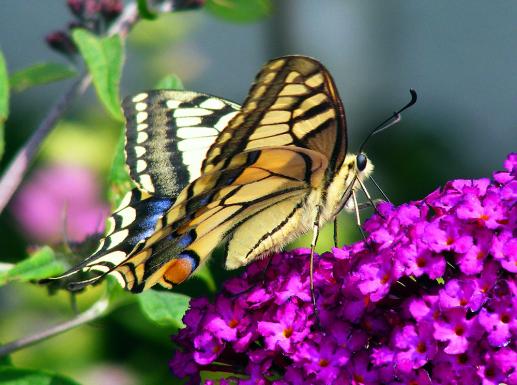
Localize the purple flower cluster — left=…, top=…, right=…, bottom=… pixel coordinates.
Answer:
left=170, top=154, right=516, bottom=385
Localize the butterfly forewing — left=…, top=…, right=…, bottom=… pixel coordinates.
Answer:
left=110, top=147, right=328, bottom=292
left=124, top=90, right=241, bottom=195
left=202, top=56, right=347, bottom=179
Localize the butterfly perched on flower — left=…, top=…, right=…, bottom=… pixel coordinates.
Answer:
left=53, top=55, right=415, bottom=293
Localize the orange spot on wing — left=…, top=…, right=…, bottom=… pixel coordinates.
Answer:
left=163, top=258, right=193, bottom=284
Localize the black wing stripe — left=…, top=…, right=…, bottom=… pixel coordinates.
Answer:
left=243, top=199, right=305, bottom=259
left=123, top=90, right=241, bottom=195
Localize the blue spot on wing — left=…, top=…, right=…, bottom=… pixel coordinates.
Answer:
left=177, top=230, right=197, bottom=249
left=125, top=196, right=175, bottom=245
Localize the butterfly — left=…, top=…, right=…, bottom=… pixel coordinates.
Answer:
left=53, top=55, right=415, bottom=294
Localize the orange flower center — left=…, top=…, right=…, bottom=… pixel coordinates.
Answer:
left=319, top=359, right=329, bottom=367
left=228, top=319, right=239, bottom=328
left=454, top=325, right=465, bottom=336
left=283, top=327, right=293, bottom=338
left=416, top=341, right=427, bottom=353
left=416, top=256, right=427, bottom=268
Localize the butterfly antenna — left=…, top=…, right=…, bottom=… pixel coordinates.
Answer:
left=358, top=89, right=417, bottom=154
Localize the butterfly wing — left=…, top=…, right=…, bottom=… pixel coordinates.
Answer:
left=89, top=147, right=328, bottom=292
left=53, top=91, right=240, bottom=287
left=202, top=55, right=347, bottom=180
left=55, top=56, right=350, bottom=292
left=124, top=90, right=240, bottom=195
left=49, top=188, right=176, bottom=288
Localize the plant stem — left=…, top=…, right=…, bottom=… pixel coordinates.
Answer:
left=0, top=1, right=174, bottom=213
left=0, top=297, right=109, bottom=357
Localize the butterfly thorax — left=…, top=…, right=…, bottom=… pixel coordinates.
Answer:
left=320, top=153, right=374, bottom=223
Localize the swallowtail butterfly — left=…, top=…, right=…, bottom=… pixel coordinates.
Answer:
left=53, top=55, right=414, bottom=293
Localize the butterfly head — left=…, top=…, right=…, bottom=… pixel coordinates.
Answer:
left=323, top=152, right=374, bottom=221
left=355, top=153, right=368, bottom=173
left=340, top=152, right=374, bottom=182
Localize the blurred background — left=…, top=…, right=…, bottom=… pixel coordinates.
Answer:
left=0, top=1, right=515, bottom=384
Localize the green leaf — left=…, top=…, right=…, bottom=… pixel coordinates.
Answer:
left=137, top=290, right=190, bottom=327
left=155, top=74, right=184, bottom=90
left=205, top=0, right=272, bottom=23
left=72, top=29, right=124, bottom=121
left=0, top=352, right=12, bottom=366
left=107, top=125, right=133, bottom=208
left=193, top=263, right=216, bottom=293
left=0, top=49, right=8, bottom=161
left=9, top=63, right=77, bottom=92
left=0, top=367, right=81, bottom=385
left=137, top=0, right=158, bottom=20
left=0, top=246, right=66, bottom=286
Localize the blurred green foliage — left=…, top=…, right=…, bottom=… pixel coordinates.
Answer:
left=205, top=0, right=272, bottom=23
left=0, top=367, right=81, bottom=385
left=0, top=246, right=65, bottom=286
left=9, top=63, right=77, bottom=93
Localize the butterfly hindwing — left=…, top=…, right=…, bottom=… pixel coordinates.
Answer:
left=56, top=92, right=241, bottom=287
left=202, top=56, right=347, bottom=179
left=123, top=90, right=241, bottom=195
left=106, top=147, right=328, bottom=292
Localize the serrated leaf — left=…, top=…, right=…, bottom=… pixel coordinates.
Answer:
left=9, top=63, right=77, bottom=92
left=0, top=49, right=8, bottom=161
left=138, top=290, right=190, bottom=327
left=155, top=74, right=184, bottom=90
left=205, top=0, right=272, bottom=23
left=0, top=367, right=82, bottom=385
left=107, top=125, right=133, bottom=208
left=0, top=246, right=66, bottom=286
left=72, top=29, right=124, bottom=121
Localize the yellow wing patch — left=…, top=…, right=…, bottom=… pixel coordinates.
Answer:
left=201, top=56, right=348, bottom=176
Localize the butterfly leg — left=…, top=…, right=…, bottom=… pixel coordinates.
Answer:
left=357, top=177, right=382, bottom=217
left=355, top=200, right=384, bottom=211
left=369, top=175, right=390, bottom=203
left=333, top=217, right=339, bottom=247
left=310, top=211, right=322, bottom=325
left=352, top=189, right=368, bottom=241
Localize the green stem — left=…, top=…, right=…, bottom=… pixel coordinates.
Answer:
left=0, top=298, right=109, bottom=357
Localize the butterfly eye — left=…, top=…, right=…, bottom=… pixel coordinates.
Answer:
left=356, top=153, right=367, bottom=172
